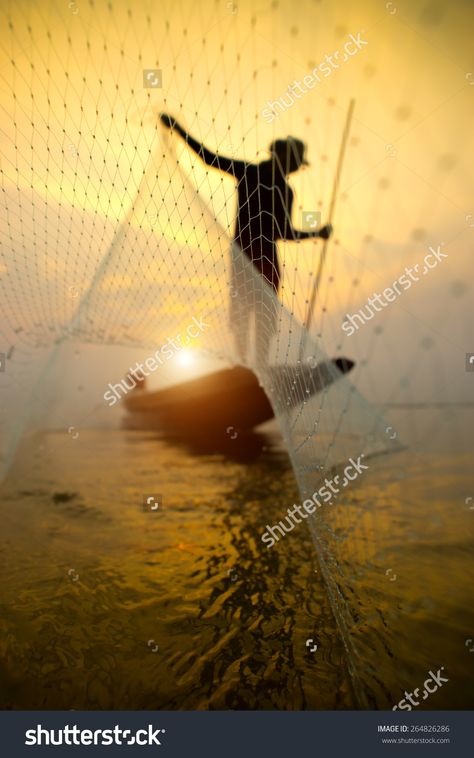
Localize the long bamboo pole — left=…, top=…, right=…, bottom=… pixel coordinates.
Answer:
left=300, top=98, right=355, bottom=355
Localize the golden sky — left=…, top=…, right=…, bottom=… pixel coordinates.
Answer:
left=0, top=0, right=472, bottom=403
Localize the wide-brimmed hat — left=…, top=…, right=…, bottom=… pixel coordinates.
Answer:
left=269, top=137, right=309, bottom=165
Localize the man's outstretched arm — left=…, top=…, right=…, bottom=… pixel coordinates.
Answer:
left=160, top=113, right=246, bottom=177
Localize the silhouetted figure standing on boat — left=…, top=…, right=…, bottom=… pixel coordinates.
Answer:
left=160, top=114, right=332, bottom=363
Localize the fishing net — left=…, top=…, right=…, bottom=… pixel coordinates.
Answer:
left=1, top=0, right=472, bottom=707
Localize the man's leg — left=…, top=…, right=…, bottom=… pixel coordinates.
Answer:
left=255, top=275, right=279, bottom=368
left=229, top=242, right=251, bottom=363
left=232, top=299, right=250, bottom=362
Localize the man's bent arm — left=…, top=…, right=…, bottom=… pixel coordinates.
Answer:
left=281, top=224, right=332, bottom=241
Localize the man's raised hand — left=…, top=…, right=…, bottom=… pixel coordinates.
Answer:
left=160, top=113, right=177, bottom=129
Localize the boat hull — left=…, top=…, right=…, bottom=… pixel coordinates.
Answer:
left=123, top=359, right=354, bottom=434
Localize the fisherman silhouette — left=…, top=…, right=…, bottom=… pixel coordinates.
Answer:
left=160, top=114, right=332, bottom=364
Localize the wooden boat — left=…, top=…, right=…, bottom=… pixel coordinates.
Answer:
left=123, top=358, right=354, bottom=434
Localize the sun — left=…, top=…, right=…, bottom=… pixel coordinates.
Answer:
left=176, top=349, right=195, bottom=367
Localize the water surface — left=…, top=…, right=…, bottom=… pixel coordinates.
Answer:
left=1, top=410, right=473, bottom=710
